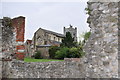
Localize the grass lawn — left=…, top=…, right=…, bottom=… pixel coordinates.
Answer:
left=24, top=58, right=64, bottom=62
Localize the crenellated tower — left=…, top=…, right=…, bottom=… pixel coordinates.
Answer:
left=64, top=24, right=77, bottom=42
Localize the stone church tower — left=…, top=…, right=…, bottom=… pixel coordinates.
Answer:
left=64, top=25, right=77, bottom=42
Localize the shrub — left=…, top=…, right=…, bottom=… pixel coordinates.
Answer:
left=34, top=51, right=42, bottom=59
left=55, top=47, right=69, bottom=59
left=85, top=7, right=92, bottom=15
left=67, top=47, right=80, bottom=58
left=49, top=46, right=60, bottom=59
left=55, top=47, right=85, bottom=59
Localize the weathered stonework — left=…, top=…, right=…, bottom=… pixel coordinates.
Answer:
left=1, top=16, right=25, bottom=60
left=1, top=17, right=15, bottom=59
left=1, top=1, right=120, bottom=78
left=64, top=25, right=77, bottom=42
left=2, top=59, right=86, bottom=78
left=83, top=1, right=119, bottom=78
left=12, top=16, right=25, bottom=60
left=0, top=19, right=2, bottom=79
left=118, top=1, right=120, bottom=78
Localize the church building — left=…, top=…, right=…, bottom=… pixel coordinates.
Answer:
left=25, top=25, right=77, bottom=58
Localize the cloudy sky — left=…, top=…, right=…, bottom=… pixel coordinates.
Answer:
left=1, top=0, right=90, bottom=41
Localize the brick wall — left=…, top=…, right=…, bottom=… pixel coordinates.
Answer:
left=12, top=16, right=25, bottom=60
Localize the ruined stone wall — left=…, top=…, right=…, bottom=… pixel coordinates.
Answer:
left=118, top=1, right=120, bottom=78
left=1, top=16, right=25, bottom=79
left=1, top=17, right=15, bottom=59
left=2, top=59, right=86, bottom=78
left=0, top=19, right=2, bottom=79
left=1, top=16, right=25, bottom=60
left=1, top=1, right=120, bottom=78
left=12, top=16, right=25, bottom=60
left=83, top=1, right=119, bottom=78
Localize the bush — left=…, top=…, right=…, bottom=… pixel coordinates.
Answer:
left=49, top=46, right=60, bottom=59
left=55, top=47, right=85, bottom=59
left=55, top=47, right=69, bottom=59
left=34, top=51, right=42, bottom=59
left=67, top=47, right=80, bottom=58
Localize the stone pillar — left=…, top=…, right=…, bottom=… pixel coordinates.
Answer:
left=12, top=16, right=25, bottom=60
left=118, top=1, right=120, bottom=78
left=0, top=19, right=2, bottom=79
left=84, top=0, right=119, bottom=78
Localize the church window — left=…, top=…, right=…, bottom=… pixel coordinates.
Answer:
left=44, top=41, right=47, bottom=45
left=54, top=37, right=56, bottom=40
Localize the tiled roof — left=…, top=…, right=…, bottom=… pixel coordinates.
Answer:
left=40, top=28, right=65, bottom=38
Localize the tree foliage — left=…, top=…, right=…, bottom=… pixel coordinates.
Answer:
left=84, top=31, right=91, bottom=40
left=48, top=31, right=91, bottom=60
left=82, top=31, right=91, bottom=44
left=60, top=32, right=75, bottom=48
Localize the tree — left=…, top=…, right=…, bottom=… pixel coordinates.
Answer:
left=60, top=32, right=75, bottom=48
left=84, top=31, right=91, bottom=41
left=82, top=31, right=91, bottom=44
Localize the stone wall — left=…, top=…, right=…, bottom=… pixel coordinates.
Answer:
left=2, top=59, right=86, bottom=78
left=0, top=19, right=2, bottom=79
left=1, top=16, right=25, bottom=60
left=1, top=1, right=120, bottom=78
left=1, top=17, right=15, bottom=59
left=118, top=1, right=120, bottom=78
left=12, top=16, right=25, bottom=60
left=83, top=1, right=119, bottom=78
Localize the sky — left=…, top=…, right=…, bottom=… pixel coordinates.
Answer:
left=1, top=0, right=90, bottom=42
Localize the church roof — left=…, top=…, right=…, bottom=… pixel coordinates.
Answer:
left=39, top=28, right=65, bottom=38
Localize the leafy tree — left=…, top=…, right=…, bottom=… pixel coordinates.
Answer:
left=49, top=31, right=91, bottom=59
left=81, top=31, right=91, bottom=45
left=60, top=32, right=75, bottom=48
left=84, top=31, right=91, bottom=41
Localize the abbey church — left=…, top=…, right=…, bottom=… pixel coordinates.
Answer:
left=25, top=25, right=77, bottom=58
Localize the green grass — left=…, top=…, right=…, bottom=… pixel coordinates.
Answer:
left=24, top=58, right=64, bottom=62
